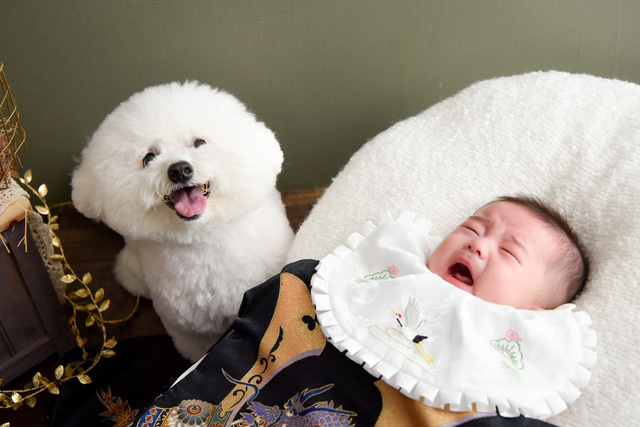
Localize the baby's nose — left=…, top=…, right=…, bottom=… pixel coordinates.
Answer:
left=466, top=239, right=488, bottom=258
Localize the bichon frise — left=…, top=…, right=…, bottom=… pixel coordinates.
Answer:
left=71, top=81, right=294, bottom=361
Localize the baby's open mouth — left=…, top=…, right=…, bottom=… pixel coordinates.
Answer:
left=163, top=182, right=211, bottom=220
left=448, top=263, right=474, bottom=286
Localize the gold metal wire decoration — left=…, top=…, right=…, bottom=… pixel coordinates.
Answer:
left=0, top=62, right=27, bottom=189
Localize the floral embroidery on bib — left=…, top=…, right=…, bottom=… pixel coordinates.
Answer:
left=356, top=265, right=399, bottom=282
left=491, top=330, right=525, bottom=378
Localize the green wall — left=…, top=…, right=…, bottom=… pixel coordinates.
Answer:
left=2, top=0, right=639, bottom=204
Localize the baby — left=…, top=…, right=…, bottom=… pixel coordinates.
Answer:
left=136, top=196, right=596, bottom=424
left=427, top=195, right=589, bottom=310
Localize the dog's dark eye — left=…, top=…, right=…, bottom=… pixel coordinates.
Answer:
left=142, top=152, right=156, bottom=168
left=194, top=139, right=206, bottom=148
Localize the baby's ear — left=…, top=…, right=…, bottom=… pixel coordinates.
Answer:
left=71, top=160, right=105, bottom=220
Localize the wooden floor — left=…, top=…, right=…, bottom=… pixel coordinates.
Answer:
left=0, top=188, right=324, bottom=426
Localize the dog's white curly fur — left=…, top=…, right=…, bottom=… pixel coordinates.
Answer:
left=72, top=81, right=294, bottom=361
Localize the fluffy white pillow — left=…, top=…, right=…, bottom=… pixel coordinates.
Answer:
left=288, top=71, right=640, bottom=426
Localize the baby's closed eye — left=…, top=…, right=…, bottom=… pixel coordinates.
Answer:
left=500, top=247, right=520, bottom=263
left=461, top=223, right=479, bottom=235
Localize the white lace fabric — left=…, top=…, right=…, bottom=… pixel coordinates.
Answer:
left=0, top=177, right=66, bottom=300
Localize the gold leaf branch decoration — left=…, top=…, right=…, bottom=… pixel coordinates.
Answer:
left=0, top=170, right=139, bottom=410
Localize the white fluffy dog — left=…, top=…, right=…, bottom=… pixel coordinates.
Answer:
left=71, top=81, right=294, bottom=361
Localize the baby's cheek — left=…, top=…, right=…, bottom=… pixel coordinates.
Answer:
left=426, top=254, right=444, bottom=278
left=427, top=244, right=445, bottom=269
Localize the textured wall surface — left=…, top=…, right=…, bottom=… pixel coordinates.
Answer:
left=2, top=0, right=639, bottom=203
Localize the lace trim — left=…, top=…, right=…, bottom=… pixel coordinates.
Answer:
left=1, top=178, right=65, bottom=300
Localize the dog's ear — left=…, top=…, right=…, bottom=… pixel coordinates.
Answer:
left=71, top=157, right=105, bottom=220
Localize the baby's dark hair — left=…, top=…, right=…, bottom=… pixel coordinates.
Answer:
left=497, top=195, right=589, bottom=306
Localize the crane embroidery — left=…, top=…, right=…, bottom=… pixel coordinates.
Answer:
left=391, top=297, right=440, bottom=365
left=370, top=293, right=460, bottom=370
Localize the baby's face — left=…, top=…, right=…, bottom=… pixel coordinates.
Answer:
left=427, top=201, right=559, bottom=310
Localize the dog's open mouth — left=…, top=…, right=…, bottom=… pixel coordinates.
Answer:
left=447, top=263, right=474, bottom=286
left=163, top=182, right=211, bottom=220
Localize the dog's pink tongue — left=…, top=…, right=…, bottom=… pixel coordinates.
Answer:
left=173, top=187, right=207, bottom=218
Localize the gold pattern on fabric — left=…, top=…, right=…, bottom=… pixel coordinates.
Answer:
left=217, top=272, right=327, bottom=418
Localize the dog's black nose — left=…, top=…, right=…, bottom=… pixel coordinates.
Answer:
left=168, top=161, right=194, bottom=184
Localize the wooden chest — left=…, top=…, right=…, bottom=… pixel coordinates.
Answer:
left=0, top=200, right=74, bottom=385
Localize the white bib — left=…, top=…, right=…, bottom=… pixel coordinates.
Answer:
left=311, top=211, right=597, bottom=419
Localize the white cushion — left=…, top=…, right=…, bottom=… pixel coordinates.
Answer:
left=288, top=71, right=640, bottom=426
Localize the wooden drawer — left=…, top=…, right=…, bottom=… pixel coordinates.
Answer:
left=0, top=220, right=75, bottom=385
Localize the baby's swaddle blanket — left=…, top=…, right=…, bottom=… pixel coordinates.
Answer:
left=311, top=211, right=597, bottom=419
